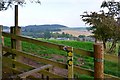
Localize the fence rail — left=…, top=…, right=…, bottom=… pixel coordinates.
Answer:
left=3, top=46, right=93, bottom=75
left=2, top=46, right=120, bottom=79
left=2, top=32, right=118, bottom=63
left=3, top=57, right=66, bottom=79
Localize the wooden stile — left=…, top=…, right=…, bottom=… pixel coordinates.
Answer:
left=18, top=64, right=52, bottom=78
left=3, top=46, right=68, bottom=69
left=3, top=46, right=120, bottom=79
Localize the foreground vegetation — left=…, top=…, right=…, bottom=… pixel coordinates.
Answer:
left=4, top=37, right=119, bottom=78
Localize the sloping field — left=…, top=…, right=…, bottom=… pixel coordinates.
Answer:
left=59, top=30, right=93, bottom=37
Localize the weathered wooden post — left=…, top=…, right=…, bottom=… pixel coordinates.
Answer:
left=15, top=5, right=18, bottom=28
left=118, top=45, right=120, bottom=77
left=11, top=27, right=16, bottom=49
left=10, top=27, right=16, bottom=72
left=41, top=74, right=44, bottom=79
left=14, top=5, right=21, bottom=50
left=65, top=46, right=73, bottom=79
left=0, top=25, right=2, bottom=80
left=94, top=43, right=104, bottom=80
left=11, top=5, right=21, bottom=50
left=10, top=5, right=21, bottom=74
left=46, top=68, right=50, bottom=80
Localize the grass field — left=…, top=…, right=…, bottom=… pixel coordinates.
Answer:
left=40, top=39, right=93, bottom=51
left=4, top=37, right=119, bottom=78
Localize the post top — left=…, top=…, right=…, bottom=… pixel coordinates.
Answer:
left=63, top=46, right=73, bottom=52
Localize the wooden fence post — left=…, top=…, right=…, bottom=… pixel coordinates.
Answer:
left=10, top=26, right=21, bottom=50
left=14, top=5, right=22, bottom=50
left=46, top=68, right=50, bottom=80
left=118, top=45, right=120, bottom=77
left=11, top=27, right=16, bottom=49
left=15, top=5, right=18, bottom=28
left=10, top=26, right=21, bottom=68
left=10, top=5, right=22, bottom=73
left=11, top=26, right=21, bottom=49
left=10, top=27, right=16, bottom=73
left=14, top=5, right=22, bottom=63
left=41, top=74, right=44, bottom=79
left=0, top=25, right=2, bottom=80
left=11, top=5, right=21, bottom=50
left=66, top=47, right=73, bottom=79
left=94, top=43, right=104, bottom=80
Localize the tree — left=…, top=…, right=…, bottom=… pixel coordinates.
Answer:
left=81, top=0, right=120, bottom=53
left=44, top=31, right=51, bottom=39
left=78, top=35, right=85, bottom=38
left=81, top=12, right=115, bottom=49
left=0, top=0, right=41, bottom=11
left=101, top=0, right=120, bottom=53
left=101, top=0, right=120, bottom=17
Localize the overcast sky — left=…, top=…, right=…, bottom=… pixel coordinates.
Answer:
left=0, top=0, right=119, bottom=27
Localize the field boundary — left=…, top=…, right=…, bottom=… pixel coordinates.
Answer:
left=2, top=32, right=118, bottom=62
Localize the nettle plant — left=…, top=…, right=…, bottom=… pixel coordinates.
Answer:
left=0, top=0, right=41, bottom=11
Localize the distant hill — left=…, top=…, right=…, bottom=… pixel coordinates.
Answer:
left=2, top=25, right=90, bottom=38
left=21, top=24, right=68, bottom=37
left=3, top=26, right=9, bottom=29
left=22, top=24, right=68, bottom=32
left=2, top=24, right=68, bottom=32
